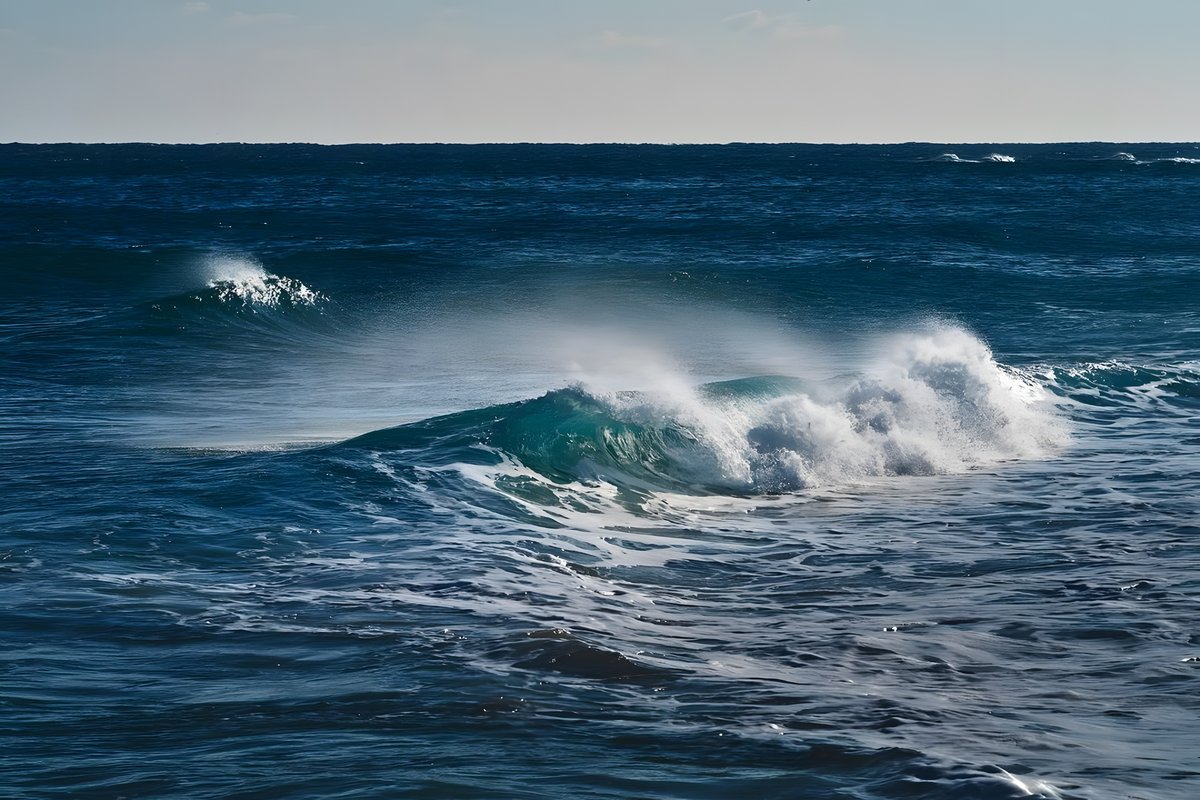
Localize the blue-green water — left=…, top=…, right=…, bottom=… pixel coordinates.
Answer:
left=2, top=143, right=1198, bottom=799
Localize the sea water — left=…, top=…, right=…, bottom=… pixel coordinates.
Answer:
left=2, top=143, right=1198, bottom=799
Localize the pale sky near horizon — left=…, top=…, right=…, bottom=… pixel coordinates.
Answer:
left=1, top=0, right=1197, bottom=144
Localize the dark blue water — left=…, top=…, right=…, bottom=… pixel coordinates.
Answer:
left=2, top=143, right=1198, bottom=799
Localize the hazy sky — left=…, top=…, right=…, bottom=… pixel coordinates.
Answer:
left=2, top=0, right=1197, bottom=143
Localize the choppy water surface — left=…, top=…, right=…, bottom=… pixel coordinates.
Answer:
left=2, top=143, right=1198, bottom=799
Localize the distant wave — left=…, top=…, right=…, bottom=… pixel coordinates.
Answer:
left=928, top=153, right=1014, bottom=164
left=925, top=150, right=1200, bottom=166
left=346, top=326, right=1067, bottom=497
left=1137, top=156, right=1200, bottom=165
left=1079, top=151, right=1200, bottom=166
left=1084, top=151, right=1200, bottom=165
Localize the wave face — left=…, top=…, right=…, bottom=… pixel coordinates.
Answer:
left=3, top=143, right=1200, bottom=800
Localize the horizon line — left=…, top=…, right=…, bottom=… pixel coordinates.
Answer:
left=4, top=139, right=1199, bottom=147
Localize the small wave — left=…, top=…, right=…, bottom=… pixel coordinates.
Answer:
left=1043, top=360, right=1200, bottom=407
left=201, top=256, right=323, bottom=309
left=136, top=256, right=328, bottom=337
left=931, top=153, right=979, bottom=163
left=1109, top=152, right=1137, bottom=161
left=487, top=628, right=674, bottom=681
left=982, top=153, right=1015, bottom=163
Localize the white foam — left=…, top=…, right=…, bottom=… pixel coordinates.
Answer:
left=982, top=153, right=1016, bottom=163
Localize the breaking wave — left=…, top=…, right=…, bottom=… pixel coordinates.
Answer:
left=141, top=256, right=326, bottom=333
left=199, top=256, right=323, bottom=309
left=346, top=326, right=1067, bottom=497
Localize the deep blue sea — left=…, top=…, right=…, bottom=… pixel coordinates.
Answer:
left=2, top=143, right=1198, bottom=799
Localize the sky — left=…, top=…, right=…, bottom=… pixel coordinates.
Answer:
left=1, top=0, right=1198, bottom=144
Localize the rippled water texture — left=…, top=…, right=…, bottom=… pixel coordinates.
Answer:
left=2, top=143, right=1198, bottom=799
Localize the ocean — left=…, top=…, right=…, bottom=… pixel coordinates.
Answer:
left=1, top=142, right=1197, bottom=799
